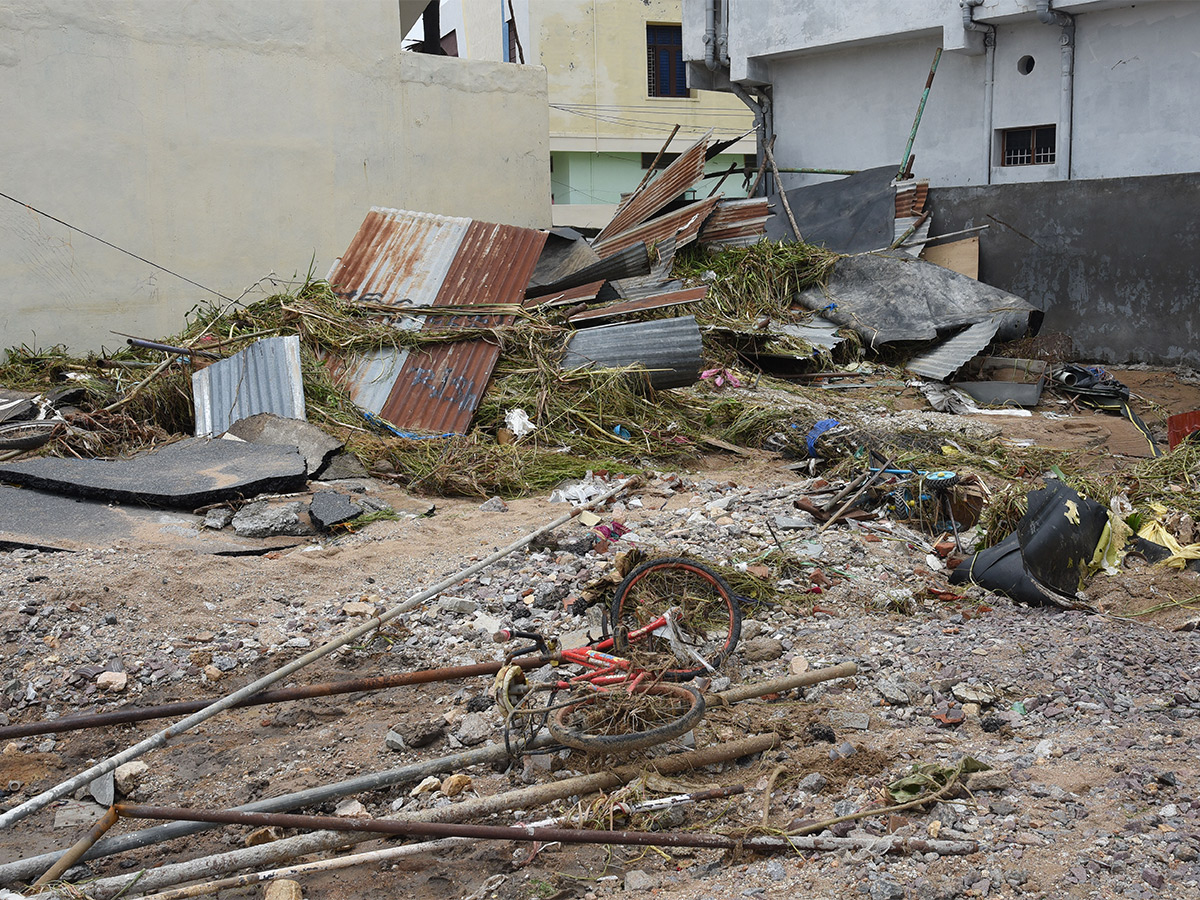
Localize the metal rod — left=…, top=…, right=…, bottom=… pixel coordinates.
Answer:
left=0, top=736, right=553, bottom=885
left=897, top=47, right=942, bottom=180
left=31, top=735, right=778, bottom=900
left=708, top=662, right=858, bottom=705
left=0, top=657, right=548, bottom=740
left=629, top=124, right=680, bottom=199
left=124, top=337, right=220, bottom=360
left=762, top=139, right=802, bottom=242
left=0, top=477, right=639, bottom=829
left=30, top=805, right=119, bottom=888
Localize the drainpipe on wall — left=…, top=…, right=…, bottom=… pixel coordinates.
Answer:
left=1036, top=0, right=1075, bottom=180
left=717, top=0, right=730, bottom=68
left=704, top=0, right=717, bottom=70
left=962, top=0, right=996, bottom=184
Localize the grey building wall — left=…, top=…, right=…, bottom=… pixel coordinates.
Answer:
left=0, top=1, right=550, bottom=356
left=931, top=174, right=1200, bottom=366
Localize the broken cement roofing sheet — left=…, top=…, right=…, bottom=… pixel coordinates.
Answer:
left=794, top=252, right=1041, bottom=349
left=326, top=208, right=547, bottom=434
left=765, top=165, right=899, bottom=252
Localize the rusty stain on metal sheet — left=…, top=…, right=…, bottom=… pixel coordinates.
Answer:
left=593, top=131, right=712, bottom=246
left=379, top=221, right=548, bottom=434
left=569, top=287, right=708, bottom=325
left=699, top=198, right=770, bottom=248
left=593, top=197, right=721, bottom=259
left=532, top=280, right=607, bottom=308
left=324, top=211, right=546, bottom=434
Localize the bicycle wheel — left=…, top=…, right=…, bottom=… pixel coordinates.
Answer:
left=610, top=557, right=741, bottom=680
left=548, top=682, right=705, bottom=753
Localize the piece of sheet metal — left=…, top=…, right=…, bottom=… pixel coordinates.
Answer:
left=324, top=211, right=546, bottom=434
left=905, top=319, right=1002, bottom=381
left=895, top=180, right=929, bottom=219
left=611, top=236, right=680, bottom=300
left=699, top=197, right=769, bottom=248
left=764, top=165, right=897, bottom=250
left=529, top=280, right=607, bottom=309
left=592, top=197, right=720, bottom=259
left=527, top=227, right=601, bottom=290
left=562, top=316, right=703, bottom=390
left=376, top=220, right=547, bottom=433
left=569, top=287, right=708, bottom=325
left=192, top=336, right=306, bottom=437
left=525, top=242, right=650, bottom=299
left=594, top=131, right=712, bottom=246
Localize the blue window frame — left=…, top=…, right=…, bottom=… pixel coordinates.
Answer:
left=647, top=24, right=687, bottom=98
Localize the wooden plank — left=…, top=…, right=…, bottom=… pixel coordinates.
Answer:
left=922, top=236, right=979, bottom=280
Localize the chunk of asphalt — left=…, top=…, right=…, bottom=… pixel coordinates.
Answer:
left=224, top=413, right=343, bottom=477
left=308, top=492, right=364, bottom=531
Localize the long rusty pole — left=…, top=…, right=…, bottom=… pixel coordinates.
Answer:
left=112, top=802, right=975, bottom=857
left=30, top=805, right=119, bottom=888
left=0, top=477, right=639, bottom=830
left=0, top=657, right=549, bottom=740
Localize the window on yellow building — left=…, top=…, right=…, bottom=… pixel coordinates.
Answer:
left=647, top=24, right=688, bottom=98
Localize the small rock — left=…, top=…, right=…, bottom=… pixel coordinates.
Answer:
left=967, top=770, right=1012, bottom=792
left=479, top=496, right=509, bottom=512
left=797, top=773, right=828, bottom=794
left=624, top=870, right=659, bottom=891
left=203, top=665, right=224, bottom=682
left=263, top=879, right=304, bottom=900
left=334, top=799, right=368, bottom=817
left=1141, top=867, right=1165, bottom=889
left=384, top=729, right=407, bottom=751
left=410, top=776, right=441, bottom=797
left=202, top=507, right=235, bottom=530
left=876, top=679, right=910, bottom=706
left=827, top=710, right=870, bottom=731
left=113, top=761, right=149, bottom=795
left=231, top=501, right=313, bottom=538
left=455, top=712, right=492, bottom=747
left=245, top=825, right=284, bottom=846
left=308, top=491, right=363, bottom=531
left=830, top=741, right=857, bottom=760
left=441, top=773, right=472, bottom=797
left=342, top=601, right=376, bottom=617
left=96, top=671, right=127, bottom=693
left=742, top=637, right=784, bottom=662
left=789, top=656, right=810, bottom=675
left=406, top=723, right=445, bottom=749
left=438, top=597, right=479, bottom=615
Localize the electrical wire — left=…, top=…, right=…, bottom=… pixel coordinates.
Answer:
left=0, top=189, right=233, bottom=301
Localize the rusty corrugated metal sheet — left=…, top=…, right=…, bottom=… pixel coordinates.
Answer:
left=377, top=220, right=548, bottom=434
left=698, top=198, right=770, bottom=249
left=531, top=280, right=607, bottom=308
left=894, top=181, right=929, bottom=219
left=569, top=287, right=708, bottom=325
left=593, top=131, right=712, bottom=245
left=592, top=197, right=721, bottom=259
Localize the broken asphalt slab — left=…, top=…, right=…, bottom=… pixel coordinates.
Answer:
left=0, top=484, right=303, bottom=555
left=0, top=438, right=307, bottom=510
left=224, top=412, right=344, bottom=477
left=308, top=491, right=364, bottom=531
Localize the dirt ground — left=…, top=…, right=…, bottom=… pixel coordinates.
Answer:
left=2, top=367, right=1200, bottom=899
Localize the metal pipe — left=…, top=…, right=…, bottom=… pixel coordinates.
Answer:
left=125, top=338, right=220, bottom=360
left=1037, top=0, right=1075, bottom=179
left=30, top=805, right=119, bottom=888
left=897, top=47, right=943, bottom=180
left=962, top=0, right=996, bottom=183
left=111, top=802, right=973, bottom=856
left=717, top=0, right=729, bottom=67
left=0, top=657, right=549, bottom=740
left=0, top=736, right=552, bottom=885
left=27, top=734, right=779, bottom=900
left=0, top=477, right=639, bottom=829
left=708, top=662, right=858, bottom=705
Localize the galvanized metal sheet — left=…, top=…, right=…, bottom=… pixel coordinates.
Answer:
left=525, top=242, right=650, bottom=299
left=699, top=198, right=770, bottom=248
left=531, top=280, right=607, bottom=309
left=906, top=319, right=1002, bottom=381
left=569, top=287, right=708, bottom=325
left=593, top=131, right=712, bottom=246
left=592, top=197, right=721, bottom=259
left=562, top=315, right=703, bottom=390
left=378, top=220, right=548, bottom=433
left=192, top=336, right=306, bottom=437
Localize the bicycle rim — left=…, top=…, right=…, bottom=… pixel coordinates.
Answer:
left=547, top=682, right=704, bottom=753
left=610, top=557, right=741, bottom=680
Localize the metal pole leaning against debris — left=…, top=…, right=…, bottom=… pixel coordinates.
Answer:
left=897, top=47, right=942, bottom=180
left=762, top=139, right=802, bottom=242
left=31, top=734, right=778, bottom=900
left=0, top=477, right=640, bottom=830
left=30, top=805, right=119, bottom=888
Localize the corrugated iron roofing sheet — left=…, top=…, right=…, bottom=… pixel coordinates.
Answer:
left=593, top=131, right=712, bottom=245
left=531, top=280, right=607, bottom=309
left=592, top=197, right=721, bottom=259
left=905, top=318, right=1001, bottom=381
left=699, top=197, right=770, bottom=249
left=894, top=181, right=929, bottom=219
left=376, top=220, right=547, bottom=434
left=525, top=242, right=650, bottom=299
left=569, top=287, right=708, bottom=325
left=325, top=211, right=546, bottom=434
left=562, top=316, right=703, bottom=390
left=192, top=336, right=306, bottom=437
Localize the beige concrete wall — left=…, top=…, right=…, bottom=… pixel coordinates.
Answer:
left=0, top=0, right=550, bottom=355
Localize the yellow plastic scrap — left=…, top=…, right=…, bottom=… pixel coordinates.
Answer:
left=1089, top=510, right=1133, bottom=577
left=1138, top=503, right=1200, bottom=569
left=1064, top=500, right=1081, bottom=525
